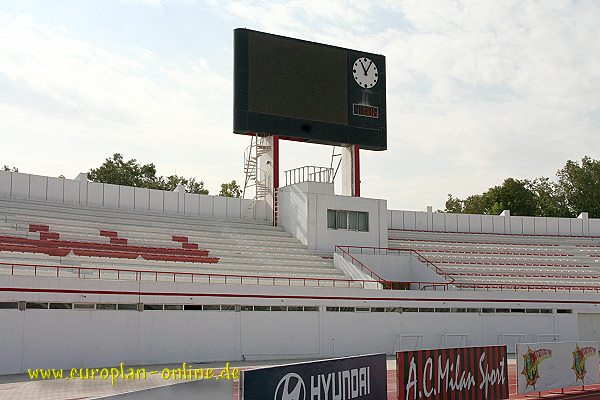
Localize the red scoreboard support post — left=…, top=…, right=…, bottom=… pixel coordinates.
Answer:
left=273, top=135, right=279, bottom=225
left=354, top=144, right=360, bottom=197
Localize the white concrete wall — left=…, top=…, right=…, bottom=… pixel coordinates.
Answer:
left=0, top=170, right=268, bottom=221
left=0, top=274, right=592, bottom=374
left=332, top=253, right=374, bottom=281
left=389, top=208, right=600, bottom=236
left=279, top=182, right=388, bottom=252
left=97, top=379, right=232, bottom=400
left=351, top=253, right=448, bottom=285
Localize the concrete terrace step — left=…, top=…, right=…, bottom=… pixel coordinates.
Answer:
left=0, top=223, right=332, bottom=264
left=1, top=212, right=292, bottom=241
left=0, top=197, right=274, bottom=228
left=418, top=253, right=595, bottom=266
left=388, top=239, right=578, bottom=254
left=1, top=220, right=306, bottom=250
left=453, top=276, right=600, bottom=286
left=0, top=253, right=344, bottom=277
left=0, top=197, right=347, bottom=283
left=388, top=228, right=600, bottom=287
left=389, top=229, right=600, bottom=246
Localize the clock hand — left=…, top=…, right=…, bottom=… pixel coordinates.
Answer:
left=359, top=60, right=368, bottom=75
left=365, top=60, right=373, bottom=73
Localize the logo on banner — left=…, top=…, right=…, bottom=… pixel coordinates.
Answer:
left=572, top=345, right=597, bottom=384
left=521, top=348, right=553, bottom=389
left=274, top=373, right=306, bottom=400
left=400, top=348, right=508, bottom=399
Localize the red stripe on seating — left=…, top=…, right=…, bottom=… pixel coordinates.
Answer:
left=0, top=235, right=210, bottom=257
left=39, top=232, right=60, bottom=240
left=141, top=254, right=219, bottom=263
left=99, top=230, right=118, bottom=238
left=0, top=243, right=70, bottom=257
left=110, top=237, right=128, bottom=245
left=28, top=224, right=50, bottom=233
left=172, top=236, right=189, bottom=243
left=73, top=249, right=139, bottom=259
left=389, top=228, right=600, bottom=239
left=182, top=242, right=198, bottom=250
left=389, top=237, right=560, bottom=247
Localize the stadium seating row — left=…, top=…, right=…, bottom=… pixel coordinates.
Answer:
left=390, top=229, right=600, bottom=287
left=0, top=197, right=345, bottom=280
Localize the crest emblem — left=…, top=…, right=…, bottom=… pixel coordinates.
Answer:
left=521, top=347, right=552, bottom=389
left=572, top=345, right=597, bottom=384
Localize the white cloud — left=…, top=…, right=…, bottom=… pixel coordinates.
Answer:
left=0, top=11, right=247, bottom=194
left=120, top=0, right=163, bottom=7
left=1, top=2, right=600, bottom=210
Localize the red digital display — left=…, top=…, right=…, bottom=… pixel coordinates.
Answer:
left=353, top=104, right=379, bottom=118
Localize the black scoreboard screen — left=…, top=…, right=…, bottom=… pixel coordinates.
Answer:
left=234, top=29, right=387, bottom=151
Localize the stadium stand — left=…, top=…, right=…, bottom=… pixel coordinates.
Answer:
left=389, top=228, right=600, bottom=287
left=0, top=197, right=348, bottom=281
left=2, top=170, right=600, bottom=393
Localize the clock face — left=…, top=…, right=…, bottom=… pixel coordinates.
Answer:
left=353, top=57, right=378, bottom=88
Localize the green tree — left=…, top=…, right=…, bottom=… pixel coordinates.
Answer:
left=443, top=156, right=600, bottom=218
left=486, top=178, right=537, bottom=216
left=444, top=194, right=464, bottom=213
left=556, top=156, right=600, bottom=218
left=528, top=177, right=570, bottom=217
left=462, top=194, right=489, bottom=214
left=219, top=180, right=241, bottom=198
left=445, top=178, right=537, bottom=216
left=2, top=165, right=18, bottom=172
left=162, top=175, right=208, bottom=194
left=89, top=153, right=208, bottom=194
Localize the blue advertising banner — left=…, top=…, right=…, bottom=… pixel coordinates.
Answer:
left=241, top=353, right=387, bottom=400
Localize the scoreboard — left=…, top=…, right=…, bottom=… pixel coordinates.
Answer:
left=233, top=29, right=387, bottom=151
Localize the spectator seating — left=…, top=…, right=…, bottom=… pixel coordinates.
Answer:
left=0, top=197, right=345, bottom=280
left=389, top=228, right=600, bottom=287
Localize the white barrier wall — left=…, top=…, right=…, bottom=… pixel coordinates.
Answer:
left=278, top=182, right=388, bottom=251
left=0, top=275, right=590, bottom=374
left=352, top=253, right=448, bottom=285
left=0, top=170, right=268, bottom=221
left=516, top=341, right=599, bottom=393
left=389, top=208, right=600, bottom=236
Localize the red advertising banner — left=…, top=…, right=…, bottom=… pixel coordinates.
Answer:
left=397, top=345, right=509, bottom=400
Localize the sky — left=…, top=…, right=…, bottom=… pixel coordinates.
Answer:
left=1, top=0, right=599, bottom=211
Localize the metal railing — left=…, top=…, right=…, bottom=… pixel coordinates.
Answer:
left=284, top=166, right=334, bottom=186
left=336, top=245, right=456, bottom=283
left=2, top=261, right=599, bottom=293
left=334, top=246, right=390, bottom=285
left=0, top=262, right=377, bottom=289
left=411, top=281, right=600, bottom=293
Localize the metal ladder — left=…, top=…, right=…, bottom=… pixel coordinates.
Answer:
left=242, top=134, right=271, bottom=220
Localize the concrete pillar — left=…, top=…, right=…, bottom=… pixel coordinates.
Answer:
left=74, top=173, right=88, bottom=181
left=578, top=212, right=589, bottom=235
left=341, top=145, right=359, bottom=196
left=500, top=210, right=510, bottom=234
left=426, top=206, right=433, bottom=230
left=258, top=136, right=275, bottom=222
